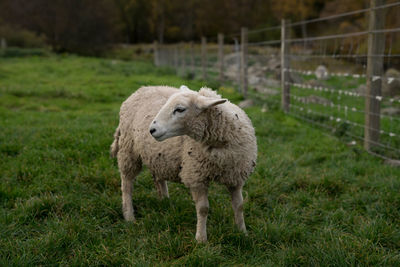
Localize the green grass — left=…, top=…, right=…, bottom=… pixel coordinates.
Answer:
left=1, top=54, right=400, bottom=266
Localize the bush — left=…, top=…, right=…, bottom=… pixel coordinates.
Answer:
left=106, top=44, right=154, bottom=61
left=0, top=47, right=50, bottom=58
left=0, top=25, right=47, bottom=48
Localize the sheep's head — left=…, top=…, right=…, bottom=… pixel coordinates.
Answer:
left=149, top=86, right=227, bottom=141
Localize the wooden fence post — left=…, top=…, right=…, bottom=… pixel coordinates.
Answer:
left=168, top=46, right=172, bottom=67
left=153, top=41, right=159, bottom=66
left=241, top=27, right=248, bottom=98
left=1, top=38, right=7, bottom=50
left=174, top=45, right=179, bottom=73
left=181, top=42, right=186, bottom=76
left=281, top=19, right=291, bottom=113
left=234, top=38, right=241, bottom=92
left=218, top=33, right=224, bottom=83
left=201, top=37, right=207, bottom=80
left=364, top=0, right=386, bottom=151
left=190, top=41, right=195, bottom=76
left=158, top=44, right=163, bottom=66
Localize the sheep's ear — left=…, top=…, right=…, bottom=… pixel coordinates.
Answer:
left=195, top=96, right=227, bottom=110
left=180, top=85, right=191, bottom=92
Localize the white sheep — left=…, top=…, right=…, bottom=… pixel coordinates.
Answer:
left=111, top=85, right=257, bottom=242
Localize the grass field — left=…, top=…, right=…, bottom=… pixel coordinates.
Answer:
left=1, top=54, right=400, bottom=266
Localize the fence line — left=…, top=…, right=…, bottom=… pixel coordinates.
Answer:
left=287, top=1, right=400, bottom=27
left=248, top=25, right=282, bottom=35
left=153, top=0, right=400, bottom=161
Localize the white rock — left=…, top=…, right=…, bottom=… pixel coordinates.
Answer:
left=382, top=69, right=400, bottom=97
left=315, top=65, right=329, bottom=80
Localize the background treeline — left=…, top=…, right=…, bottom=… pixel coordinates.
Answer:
left=0, top=0, right=396, bottom=55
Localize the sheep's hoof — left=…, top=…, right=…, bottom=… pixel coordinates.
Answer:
left=158, top=194, right=170, bottom=200
left=123, top=214, right=136, bottom=222
left=196, top=234, right=207, bottom=243
left=240, top=227, right=248, bottom=236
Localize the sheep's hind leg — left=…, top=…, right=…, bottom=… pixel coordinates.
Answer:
left=154, top=179, right=169, bottom=199
left=190, top=186, right=209, bottom=243
left=121, top=173, right=135, bottom=221
left=119, top=154, right=142, bottom=222
left=228, top=186, right=247, bottom=234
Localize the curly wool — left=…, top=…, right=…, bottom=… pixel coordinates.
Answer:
left=111, top=86, right=257, bottom=189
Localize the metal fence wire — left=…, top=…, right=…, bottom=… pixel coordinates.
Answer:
left=153, top=0, right=400, bottom=161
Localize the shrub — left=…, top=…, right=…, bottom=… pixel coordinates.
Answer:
left=0, top=47, right=50, bottom=58
left=0, top=25, right=47, bottom=48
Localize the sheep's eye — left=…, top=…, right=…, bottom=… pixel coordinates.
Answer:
left=173, top=107, right=186, bottom=114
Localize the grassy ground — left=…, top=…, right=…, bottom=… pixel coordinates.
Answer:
left=1, top=54, right=400, bottom=266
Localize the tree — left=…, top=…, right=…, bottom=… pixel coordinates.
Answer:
left=114, top=0, right=152, bottom=43
left=0, top=0, right=119, bottom=54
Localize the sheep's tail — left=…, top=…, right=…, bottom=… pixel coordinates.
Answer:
left=110, top=126, right=120, bottom=158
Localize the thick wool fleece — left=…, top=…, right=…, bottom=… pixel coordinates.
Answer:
left=111, top=86, right=257, bottom=189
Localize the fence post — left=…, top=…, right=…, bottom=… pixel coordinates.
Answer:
left=153, top=41, right=159, bottom=66
left=168, top=46, right=172, bottom=67
left=159, top=44, right=163, bottom=66
left=218, top=33, right=224, bottom=83
left=174, top=45, right=179, bottom=73
left=1, top=38, right=7, bottom=50
left=190, top=41, right=195, bottom=77
left=181, top=42, right=186, bottom=76
left=240, top=27, right=248, bottom=98
left=281, top=19, right=291, bottom=113
left=364, top=0, right=385, bottom=151
left=201, top=37, right=207, bottom=80
left=234, top=38, right=241, bottom=92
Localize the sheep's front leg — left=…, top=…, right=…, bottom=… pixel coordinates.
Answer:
left=228, top=186, right=247, bottom=234
left=154, top=180, right=169, bottom=199
left=190, top=186, right=209, bottom=243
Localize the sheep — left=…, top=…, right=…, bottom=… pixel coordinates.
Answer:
left=111, top=85, right=257, bottom=242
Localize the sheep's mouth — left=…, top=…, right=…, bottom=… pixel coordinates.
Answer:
left=153, top=129, right=183, bottom=142
left=153, top=132, right=166, bottom=141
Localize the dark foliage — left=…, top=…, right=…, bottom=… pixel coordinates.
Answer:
left=0, top=0, right=118, bottom=55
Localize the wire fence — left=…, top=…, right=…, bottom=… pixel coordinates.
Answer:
left=153, top=0, right=400, bottom=162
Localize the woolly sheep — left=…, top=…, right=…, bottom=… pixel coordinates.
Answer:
left=111, top=85, right=257, bottom=242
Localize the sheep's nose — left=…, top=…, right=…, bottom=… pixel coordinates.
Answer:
left=150, top=128, right=156, bottom=135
